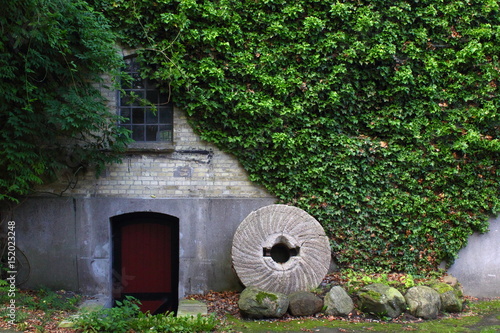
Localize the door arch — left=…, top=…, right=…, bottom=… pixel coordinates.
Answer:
left=111, top=212, right=179, bottom=314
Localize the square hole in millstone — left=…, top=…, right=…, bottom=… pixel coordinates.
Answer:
left=263, top=243, right=300, bottom=263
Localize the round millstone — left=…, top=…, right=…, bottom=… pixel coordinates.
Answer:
left=231, top=204, right=331, bottom=294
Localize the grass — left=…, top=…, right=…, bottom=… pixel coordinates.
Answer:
left=221, top=299, right=500, bottom=332
left=0, top=287, right=81, bottom=332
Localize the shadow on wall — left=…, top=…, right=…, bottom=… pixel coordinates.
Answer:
left=447, top=215, right=500, bottom=298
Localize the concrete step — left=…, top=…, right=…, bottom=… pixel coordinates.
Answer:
left=58, top=294, right=109, bottom=328
left=177, top=299, right=208, bottom=317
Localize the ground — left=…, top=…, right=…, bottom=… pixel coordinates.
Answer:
left=1, top=273, right=500, bottom=332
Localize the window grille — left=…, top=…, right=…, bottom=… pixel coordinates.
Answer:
left=118, top=57, right=173, bottom=142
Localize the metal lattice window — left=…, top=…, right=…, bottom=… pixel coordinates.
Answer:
left=118, top=57, right=173, bottom=142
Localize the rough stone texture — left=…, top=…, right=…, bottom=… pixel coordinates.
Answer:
left=238, top=287, right=289, bottom=319
left=443, top=274, right=460, bottom=288
left=405, top=286, right=441, bottom=319
left=288, top=291, right=323, bottom=317
left=58, top=294, right=109, bottom=328
left=324, top=286, right=354, bottom=316
left=429, top=282, right=463, bottom=313
left=232, top=205, right=331, bottom=294
left=357, top=283, right=406, bottom=319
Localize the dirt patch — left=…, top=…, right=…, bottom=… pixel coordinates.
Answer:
left=466, top=312, right=500, bottom=331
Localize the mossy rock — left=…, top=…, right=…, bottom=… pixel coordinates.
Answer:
left=324, top=286, right=354, bottom=316
left=238, top=286, right=289, bottom=319
left=405, top=286, right=441, bottom=319
left=428, top=281, right=463, bottom=313
left=357, top=283, right=406, bottom=319
left=288, top=291, right=323, bottom=316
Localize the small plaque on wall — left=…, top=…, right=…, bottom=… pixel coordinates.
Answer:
left=174, top=166, right=193, bottom=178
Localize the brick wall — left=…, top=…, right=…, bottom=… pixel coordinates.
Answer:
left=36, top=105, right=272, bottom=199
left=34, top=53, right=273, bottom=199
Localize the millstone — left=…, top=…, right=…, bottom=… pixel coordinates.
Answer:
left=231, top=204, right=331, bottom=294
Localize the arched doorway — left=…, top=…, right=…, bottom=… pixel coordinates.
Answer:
left=111, top=212, right=179, bottom=314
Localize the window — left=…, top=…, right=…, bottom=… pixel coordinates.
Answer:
left=118, top=57, right=173, bottom=142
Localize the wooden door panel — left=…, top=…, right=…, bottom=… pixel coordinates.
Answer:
left=121, top=223, right=172, bottom=293
left=112, top=213, right=179, bottom=315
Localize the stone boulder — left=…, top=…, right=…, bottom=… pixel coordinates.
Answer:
left=288, top=291, right=323, bottom=316
left=429, top=282, right=463, bottom=313
left=324, top=286, right=354, bottom=316
left=443, top=274, right=460, bottom=290
left=357, top=283, right=406, bottom=318
left=238, top=286, right=289, bottom=319
left=405, top=286, right=441, bottom=319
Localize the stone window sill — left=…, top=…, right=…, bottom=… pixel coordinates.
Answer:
left=125, top=142, right=175, bottom=154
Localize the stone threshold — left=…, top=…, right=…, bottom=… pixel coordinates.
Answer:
left=177, top=298, right=208, bottom=317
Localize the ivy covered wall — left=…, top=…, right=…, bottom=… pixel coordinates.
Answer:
left=91, top=0, right=500, bottom=274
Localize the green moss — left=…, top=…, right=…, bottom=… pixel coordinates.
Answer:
left=218, top=298, right=500, bottom=332
left=360, top=289, right=382, bottom=302
left=469, top=300, right=500, bottom=314
left=478, top=326, right=500, bottom=333
left=429, top=282, right=454, bottom=294
left=224, top=314, right=483, bottom=332
left=255, top=291, right=278, bottom=305
left=385, top=288, right=403, bottom=299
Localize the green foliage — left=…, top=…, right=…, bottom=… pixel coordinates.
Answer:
left=132, top=312, right=218, bottom=333
left=0, top=287, right=81, bottom=329
left=341, top=269, right=419, bottom=294
left=75, top=296, right=141, bottom=333
left=21, top=288, right=81, bottom=313
left=75, top=296, right=217, bottom=333
left=92, top=0, right=500, bottom=273
left=0, top=279, right=9, bottom=303
left=0, top=0, right=131, bottom=201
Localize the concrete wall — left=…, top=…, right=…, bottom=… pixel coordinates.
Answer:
left=448, top=215, right=500, bottom=298
left=8, top=197, right=500, bottom=299
left=7, top=197, right=275, bottom=299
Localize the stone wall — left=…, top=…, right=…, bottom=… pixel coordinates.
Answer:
left=5, top=103, right=276, bottom=299
left=6, top=72, right=276, bottom=301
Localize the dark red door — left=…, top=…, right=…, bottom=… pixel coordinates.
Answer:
left=112, top=213, right=179, bottom=314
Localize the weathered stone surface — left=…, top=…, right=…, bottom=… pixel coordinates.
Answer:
left=238, top=286, right=289, bottom=319
left=357, top=283, right=406, bottom=318
left=288, top=291, right=323, bottom=316
left=430, top=282, right=463, bottom=313
left=232, top=204, right=331, bottom=294
left=443, top=274, right=459, bottom=288
left=405, top=286, right=441, bottom=319
left=324, top=286, right=354, bottom=316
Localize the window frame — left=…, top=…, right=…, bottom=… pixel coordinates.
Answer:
left=117, top=56, right=174, bottom=152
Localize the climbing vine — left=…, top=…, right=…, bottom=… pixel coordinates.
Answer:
left=92, top=0, right=500, bottom=274
left=0, top=0, right=130, bottom=201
